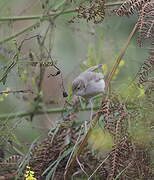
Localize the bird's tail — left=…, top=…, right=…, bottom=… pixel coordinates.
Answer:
left=86, top=64, right=102, bottom=72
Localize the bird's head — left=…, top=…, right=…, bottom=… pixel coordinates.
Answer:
left=72, top=78, right=86, bottom=97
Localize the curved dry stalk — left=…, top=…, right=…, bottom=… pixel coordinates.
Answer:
left=64, top=23, right=138, bottom=179
left=105, top=23, right=138, bottom=90
left=64, top=112, right=101, bottom=179
left=88, top=154, right=110, bottom=180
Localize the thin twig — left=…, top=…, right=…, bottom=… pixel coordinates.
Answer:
left=64, top=112, right=101, bottom=178
left=0, top=10, right=76, bottom=22
left=0, top=2, right=123, bottom=22
left=0, top=106, right=100, bottom=120
left=114, top=162, right=132, bottom=180
left=0, top=10, right=75, bottom=45
left=64, top=128, right=82, bottom=174
left=76, top=156, right=89, bottom=178
left=0, top=89, right=33, bottom=95
left=105, top=24, right=138, bottom=90
left=0, top=22, right=39, bottom=44
left=105, top=1, right=124, bottom=7
left=88, top=154, right=111, bottom=180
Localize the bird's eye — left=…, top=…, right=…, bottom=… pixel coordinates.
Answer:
left=77, top=86, right=80, bottom=90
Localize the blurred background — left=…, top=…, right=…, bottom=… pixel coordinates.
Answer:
left=0, top=0, right=149, bottom=154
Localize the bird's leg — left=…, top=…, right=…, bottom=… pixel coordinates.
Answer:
left=89, top=98, right=94, bottom=121
left=79, top=96, right=84, bottom=108
left=84, top=120, right=88, bottom=134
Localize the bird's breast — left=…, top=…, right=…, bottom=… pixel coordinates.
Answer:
left=84, top=79, right=105, bottom=98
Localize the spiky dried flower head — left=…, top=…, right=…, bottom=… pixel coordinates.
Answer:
left=70, top=0, right=106, bottom=24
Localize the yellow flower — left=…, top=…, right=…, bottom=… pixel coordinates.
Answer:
left=89, top=127, right=113, bottom=151
left=0, top=87, right=11, bottom=101
left=4, top=87, right=10, bottom=97
left=25, top=177, right=37, bottom=180
left=115, top=69, right=119, bottom=75
left=113, top=69, right=119, bottom=80
left=25, top=166, right=37, bottom=180
left=119, top=60, right=125, bottom=67
left=137, top=87, right=145, bottom=98
left=102, top=64, right=108, bottom=75
left=0, top=96, right=4, bottom=102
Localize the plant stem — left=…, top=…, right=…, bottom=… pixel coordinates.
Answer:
left=0, top=10, right=76, bottom=22
left=106, top=24, right=138, bottom=89
left=105, top=1, right=124, bottom=7
left=0, top=106, right=100, bottom=120
left=0, top=22, right=39, bottom=44
left=64, top=112, right=102, bottom=179
left=0, top=9, right=76, bottom=44
left=0, top=1, right=123, bottom=22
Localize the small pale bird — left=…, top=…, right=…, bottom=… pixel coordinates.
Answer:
left=72, top=64, right=105, bottom=100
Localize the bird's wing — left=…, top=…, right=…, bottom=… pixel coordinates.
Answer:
left=85, top=64, right=102, bottom=72
left=80, top=71, right=104, bottom=85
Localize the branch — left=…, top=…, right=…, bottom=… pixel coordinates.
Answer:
left=0, top=1, right=123, bottom=22
left=0, top=89, right=32, bottom=95
left=0, top=10, right=76, bottom=45
left=0, top=1, right=124, bottom=44
left=0, top=22, right=39, bottom=44
left=106, top=24, right=138, bottom=89
left=0, top=10, right=76, bottom=22
left=0, top=106, right=100, bottom=120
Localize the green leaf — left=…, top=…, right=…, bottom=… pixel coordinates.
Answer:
left=43, top=147, right=73, bottom=180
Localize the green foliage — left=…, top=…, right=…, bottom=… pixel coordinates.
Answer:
left=88, top=125, right=114, bottom=151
